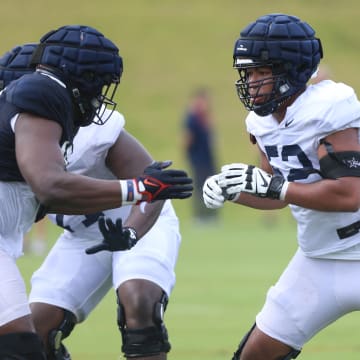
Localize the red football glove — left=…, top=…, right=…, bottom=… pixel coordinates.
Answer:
left=120, top=161, right=193, bottom=205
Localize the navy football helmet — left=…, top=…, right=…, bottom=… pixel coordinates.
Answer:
left=30, top=25, right=123, bottom=126
left=233, top=14, right=323, bottom=116
left=0, top=43, right=36, bottom=90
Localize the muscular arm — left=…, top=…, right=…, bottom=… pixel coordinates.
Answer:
left=16, top=114, right=125, bottom=214
left=235, top=129, right=360, bottom=212
left=284, top=128, right=360, bottom=212
left=106, top=129, right=165, bottom=237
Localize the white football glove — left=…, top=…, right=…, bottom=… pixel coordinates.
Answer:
left=217, top=163, right=246, bottom=199
left=218, top=163, right=289, bottom=200
left=203, top=174, right=226, bottom=209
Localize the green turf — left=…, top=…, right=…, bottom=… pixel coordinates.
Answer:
left=9, top=0, right=360, bottom=358
left=20, top=209, right=360, bottom=359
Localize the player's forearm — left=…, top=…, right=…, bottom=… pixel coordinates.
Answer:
left=35, top=173, right=123, bottom=214
left=123, top=201, right=164, bottom=238
left=235, top=192, right=287, bottom=210
left=284, top=178, right=360, bottom=212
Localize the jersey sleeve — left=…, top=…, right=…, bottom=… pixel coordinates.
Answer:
left=61, top=109, right=125, bottom=179
left=5, top=72, right=74, bottom=141
left=47, top=111, right=128, bottom=233
left=314, top=82, right=360, bottom=144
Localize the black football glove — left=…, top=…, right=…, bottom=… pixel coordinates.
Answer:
left=139, top=160, right=193, bottom=201
left=120, top=160, right=193, bottom=205
left=85, top=216, right=138, bottom=254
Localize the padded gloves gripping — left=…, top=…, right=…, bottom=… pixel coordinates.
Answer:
left=120, top=161, right=193, bottom=205
left=203, top=163, right=288, bottom=209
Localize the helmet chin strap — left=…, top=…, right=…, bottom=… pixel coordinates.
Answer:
left=253, top=100, right=278, bottom=116
left=254, top=88, right=305, bottom=118
left=70, top=87, right=96, bottom=126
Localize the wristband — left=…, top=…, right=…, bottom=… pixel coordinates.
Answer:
left=279, top=181, right=289, bottom=201
left=267, top=175, right=288, bottom=200
left=119, top=180, right=143, bottom=205
left=125, top=227, right=138, bottom=242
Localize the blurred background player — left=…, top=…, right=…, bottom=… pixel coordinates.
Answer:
left=203, top=13, right=360, bottom=359
left=0, top=25, right=192, bottom=358
left=183, top=87, right=218, bottom=223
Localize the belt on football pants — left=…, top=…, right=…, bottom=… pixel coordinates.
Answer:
left=337, top=220, right=360, bottom=239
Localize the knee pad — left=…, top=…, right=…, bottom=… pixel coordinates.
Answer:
left=117, top=291, right=171, bottom=358
left=231, top=323, right=301, bottom=360
left=48, top=309, right=76, bottom=360
left=0, top=332, right=46, bottom=359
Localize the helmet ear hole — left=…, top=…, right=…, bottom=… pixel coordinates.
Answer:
left=278, top=82, right=290, bottom=94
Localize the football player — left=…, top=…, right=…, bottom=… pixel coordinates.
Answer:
left=29, top=111, right=180, bottom=360
left=0, top=26, right=192, bottom=359
left=0, top=42, right=183, bottom=360
left=203, top=13, right=360, bottom=360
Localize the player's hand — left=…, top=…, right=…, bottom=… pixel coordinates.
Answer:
left=140, top=160, right=193, bottom=201
left=85, top=217, right=138, bottom=254
left=121, top=161, right=193, bottom=205
left=217, top=163, right=246, bottom=200
left=219, top=163, right=288, bottom=200
left=203, top=174, right=227, bottom=209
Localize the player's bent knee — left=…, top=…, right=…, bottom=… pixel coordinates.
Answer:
left=117, top=291, right=171, bottom=358
left=231, top=323, right=301, bottom=360
left=0, top=332, right=46, bottom=359
left=48, top=309, right=76, bottom=360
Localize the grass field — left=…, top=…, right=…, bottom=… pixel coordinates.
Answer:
left=21, top=208, right=360, bottom=359
left=7, top=0, right=360, bottom=358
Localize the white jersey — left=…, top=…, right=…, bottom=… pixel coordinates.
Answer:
left=246, top=80, right=360, bottom=259
left=31, top=109, right=180, bottom=322
left=48, top=109, right=177, bottom=238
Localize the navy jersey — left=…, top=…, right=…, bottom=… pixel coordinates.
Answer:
left=0, top=71, right=75, bottom=181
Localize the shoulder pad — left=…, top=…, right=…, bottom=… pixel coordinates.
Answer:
left=5, top=72, right=75, bottom=142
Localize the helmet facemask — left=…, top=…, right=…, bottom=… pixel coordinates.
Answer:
left=95, top=79, right=119, bottom=125
left=234, top=59, right=292, bottom=116
left=71, top=71, right=120, bottom=126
